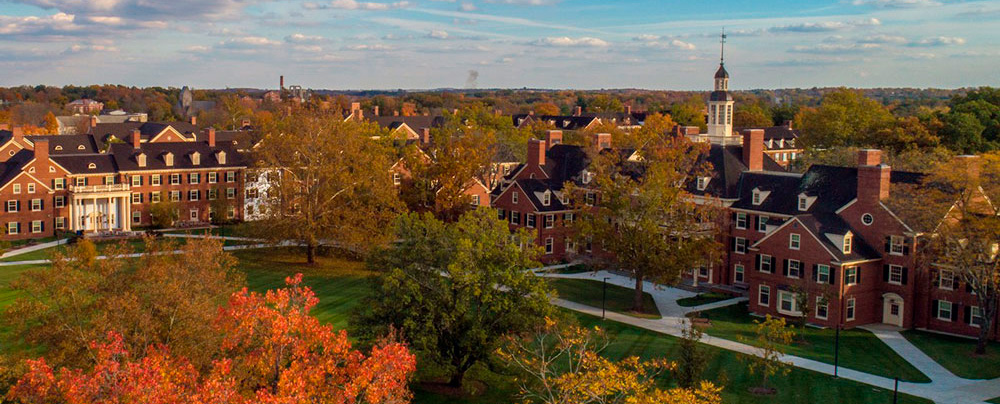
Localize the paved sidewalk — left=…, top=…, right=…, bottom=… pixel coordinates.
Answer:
left=533, top=266, right=1000, bottom=404
left=0, top=238, right=68, bottom=259
left=0, top=242, right=285, bottom=267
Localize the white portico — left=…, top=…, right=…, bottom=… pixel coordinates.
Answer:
left=67, top=184, right=132, bottom=233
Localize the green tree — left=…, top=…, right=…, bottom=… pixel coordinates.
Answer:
left=795, top=88, right=896, bottom=149
left=733, top=103, right=773, bottom=128
left=676, top=323, right=709, bottom=389
left=149, top=198, right=179, bottom=228
left=741, top=315, right=795, bottom=394
left=941, top=112, right=989, bottom=154
left=351, top=209, right=553, bottom=388
left=670, top=96, right=707, bottom=131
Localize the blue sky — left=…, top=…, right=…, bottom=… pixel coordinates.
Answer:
left=0, top=0, right=997, bottom=90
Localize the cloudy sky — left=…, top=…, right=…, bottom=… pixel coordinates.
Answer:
left=0, top=0, right=996, bottom=90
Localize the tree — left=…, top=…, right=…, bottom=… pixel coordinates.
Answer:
left=670, top=96, right=707, bottom=131
left=569, top=135, right=720, bottom=313
left=7, top=275, right=417, bottom=404
left=795, top=88, right=896, bottom=150
left=351, top=209, right=553, bottom=388
left=210, top=192, right=232, bottom=225
left=43, top=111, right=58, bottom=134
left=253, top=109, right=403, bottom=263
left=498, top=317, right=721, bottom=404
left=149, top=198, right=180, bottom=228
left=4, top=237, right=243, bottom=372
left=741, top=315, right=794, bottom=394
left=534, top=102, right=561, bottom=116
left=676, top=322, right=709, bottom=389
left=733, top=103, right=773, bottom=129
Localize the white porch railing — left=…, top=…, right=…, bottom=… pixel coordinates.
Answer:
left=68, top=184, right=131, bottom=193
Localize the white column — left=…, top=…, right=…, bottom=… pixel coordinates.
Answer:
left=122, top=196, right=131, bottom=231
left=67, top=195, right=74, bottom=232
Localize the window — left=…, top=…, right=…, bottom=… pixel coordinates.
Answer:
left=169, top=191, right=181, bottom=202
left=752, top=190, right=763, bottom=205
left=30, top=199, right=41, bottom=211
left=471, top=194, right=480, bottom=206
left=104, top=175, right=115, bottom=185
left=209, top=189, right=218, bottom=200
left=27, top=183, right=35, bottom=193
left=189, top=173, right=200, bottom=184
left=734, top=237, right=747, bottom=254
left=227, top=207, right=236, bottom=219
left=542, top=192, right=551, bottom=206
left=735, top=213, right=748, bottom=229
left=75, top=177, right=88, bottom=187
left=734, top=264, right=745, bottom=283
left=844, top=233, right=852, bottom=254
left=937, top=300, right=953, bottom=321
left=789, top=233, right=801, bottom=250
left=564, top=212, right=574, bottom=223
left=890, top=236, right=904, bottom=255
left=787, top=260, right=801, bottom=278
left=759, top=254, right=773, bottom=273
left=971, top=306, right=985, bottom=327
left=939, top=270, right=955, bottom=290
left=798, top=196, right=808, bottom=211
left=509, top=211, right=521, bottom=225
left=164, top=153, right=174, bottom=166
left=30, top=220, right=42, bottom=233
left=151, top=192, right=162, bottom=203
left=778, top=291, right=800, bottom=315
left=226, top=171, right=236, bottom=182
left=151, top=175, right=161, bottom=186
left=757, top=216, right=769, bottom=233
left=585, top=192, right=596, bottom=206
left=132, top=211, right=142, bottom=224
left=526, top=214, right=535, bottom=228
left=846, top=298, right=856, bottom=321
left=226, top=188, right=235, bottom=199
left=845, top=267, right=858, bottom=286
left=54, top=196, right=65, bottom=208
left=54, top=178, right=65, bottom=190
left=131, top=175, right=141, bottom=186
left=567, top=239, right=576, bottom=253
left=817, top=265, right=831, bottom=284
left=6, top=200, right=17, bottom=212
left=189, top=190, right=200, bottom=201
left=497, top=209, right=506, bottom=220
left=191, top=152, right=200, bottom=166
left=758, top=285, right=771, bottom=307
left=132, top=193, right=143, bottom=204
left=696, top=177, right=709, bottom=191
left=12, top=184, right=20, bottom=194
left=6, top=222, right=17, bottom=235
left=189, top=209, right=199, bottom=221
left=55, top=217, right=65, bottom=230
left=545, top=237, right=553, bottom=254
left=170, top=174, right=180, bottom=185
left=888, top=265, right=903, bottom=285
left=544, top=214, right=554, bottom=229
left=862, top=213, right=874, bottom=226
left=512, top=191, right=519, bottom=204
left=816, top=297, right=829, bottom=320
left=208, top=172, right=218, bottom=183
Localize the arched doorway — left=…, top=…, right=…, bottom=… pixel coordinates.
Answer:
left=882, top=293, right=904, bottom=327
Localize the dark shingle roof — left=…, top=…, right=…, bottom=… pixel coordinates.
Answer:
left=796, top=213, right=881, bottom=262
left=715, top=64, right=729, bottom=79
left=0, top=150, right=33, bottom=187
left=108, top=142, right=246, bottom=172
left=51, top=154, right=118, bottom=174
left=27, top=135, right=100, bottom=155
left=687, top=144, right=786, bottom=200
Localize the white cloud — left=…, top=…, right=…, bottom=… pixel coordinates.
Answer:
left=533, top=36, right=608, bottom=47
left=343, top=43, right=394, bottom=51
left=427, top=29, right=449, bottom=39
left=219, top=36, right=282, bottom=49
left=485, top=0, right=559, bottom=5
left=0, top=12, right=79, bottom=36
left=459, top=2, right=477, bottom=11
left=909, top=36, right=966, bottom=46
left=769, top=18, right=880, bottom=33
left=285, top=33, right=326, bottom=43
left=11, top=0, right=257, bottom=21
left=852, top=0, right=942, bottom=8
left=64, top=43, right=119, bottom=53
left=789, top=42, right=882, bottom=54
left=322, top=0, right=413, bottom=10
left=859, top=34, right=907, bottom=44
left=631, top=35, right=695, bottom=50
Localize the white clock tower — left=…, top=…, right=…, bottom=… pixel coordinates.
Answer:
left=706, top=30, right=734, bottom=138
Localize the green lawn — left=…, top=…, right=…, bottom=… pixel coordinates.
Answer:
left=0, top=263, right=49, bottom=309
left=548, top=278, right=661, bottom=319
left=690, top=303, right=930, bottom=383
left=902, top=329, right=1000, bottom=379
left=677, top=292, right=733, bottom=307
left=1, top=237, right=254, bottom=263
left=547, top=264, right=594, bottom=274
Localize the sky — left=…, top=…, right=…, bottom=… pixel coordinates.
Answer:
left=0, top=0, right=997, bottom=90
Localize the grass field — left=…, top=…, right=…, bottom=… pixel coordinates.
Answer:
left=548, top=278, right=661, bottom=319
left=1, top=237, right=253, bottom=263
left=902, top=329, right=1000, bottom=379
left=677, top=292, right=733, bottom=307
left=690, top=303, right=930, bottom=382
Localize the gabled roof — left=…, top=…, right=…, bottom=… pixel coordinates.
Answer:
left=51, top=154, right=118, bottom=174
left=687, top=144, right=786, bottom=200
left=370, top=116, right=444, bottom=132
left=751, top=213, right=880, bottom=263
left=543, top=144, right=591, bottom=185
left=511, top=114, right=599, bottom=130
left=89, top=121, right=199, bottom=144
left=108, top=141, right=246, bottom=172
left=27, top=135, right=99, bottom=155
left=0, top=150, right=34, bottom=187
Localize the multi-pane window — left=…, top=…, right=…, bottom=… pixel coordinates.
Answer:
left=817, top=265, right=831, bottom=283
left=787, top=260, right=801, bottom=278
left=890, top=236, right=905, bottom=255
left=816, top=297, right=829, bottom=320
left=760, top=254, right=773, bottom=273
left=169, top=191, right=181, bottom=202
left=170, top=174, right=181, bottom=185
left=226, top=188, right=236, bottom=199
left=888, top=265, right=903, bottom=285
left=844, top=234, right=853, bottom=254
left=208, top=172, right=218, bottom=183
left=151, top=192, right=162, bottom=203
left=758, top=285, right=770, bottom=307
left=209, top=189, right=218, bottom=200
left=53, top=178, right=65, bottom=190
left=512, top=191, right=519, bottom=204
left=131, top=175, right=142, bottom=186
left=734, top=237, right=747, bottom=254
left=189, top=190, right=200, bottom=201
left=757, top=216, right=768, bottom=232
left=189, top=173, right=200, bottom=184
left=971, top=306, right=985, bottom=327
left=564, top=213, right=574, bottom=223
left=789, top=233, right=801, bottom=250
left=544, top=214, right=554, bottom=229
left=27, top=183, right=35, bottom=193
left=510, top=211, right=520, bottom=225
left=6, top=200, right=17, bottom=212
left=846, top=298, right=856, bottom=321
left=735, top=213, right=748, bottom=229
left=30, top=220, right=42, bottom=233
left=226, top=171, right=236, bottom=182
left=734, top=264, right=745, bottom=283
left=845, top=267, right=858, bottom=285
left=104, top=175, right=115, bottom=185
left=132, top=193, right=143, bottom=204
left=939, top=270, right=955, bottom=290
left=30, top=199, right=41, bottom=211
left=54, top=196, right=65, bottom=208
left=12, top=184, right=20, bottom=194
left=55, top=217, right=65, bottom=229
left=779, top=291, right=799, bottom=315
left=937, top=300, right=953, bottom=321
left=246, top=188, right=258, bottom=199
left=132, top=211, right=142, bottom=224
left=471, top=195, right=480, bottom=206
left=544, top=237, right=553, bottom=254
left=75, top=177, right=86, bottom=186
left=151, top=175, right=161, bottom=186
left=526, top=214, right=535, bottom=228
left=6, top=222, right=17, bottom=235
left=542, top=192, right=550, bottom=206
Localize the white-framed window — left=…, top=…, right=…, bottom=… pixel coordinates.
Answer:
left=798, top=195, right=808, bottom=211
left=510, top=211, right=520, bottom=225
left=30, top=220, right=42, bottom=233
left=544, top=237, right=554, bottom=254
left=132, top=193, right=143, bottom=204
left=151, top=192, right=162, bottom=203
left=30, top=199, right=41, bottom=211
left=189, top=173, right=200, bottom=184
left=845, top=267, right=858, bottom=286
left=758, top=285, right=771, bottom=307
left=54, top=217, right=65, bottom=230
left=862, top=213, right=874, bottom=226
left=585, top=192, right=596, bottom=206
left=816, top=297, right=829, bottom=320
left=228, top=207, right=236, bottom=219
left=734, top=264, right=745, bottom=283
left=735, top=212, right=748, bottom=229
left=787, top=259, right=802, bottom=278
left=526, top=214, right=535, bottom=228
left=734, top=237, right=747, bottom=254
left=209, top=189, right=218, bottom=200
left=104, top=175, right=114, bottom=185
left=226, top=188, right=235, bottom=199
left=54, top=196, right=65, bottom=208
left=757, top=216, right=768, bottom=233
left=760, top=254, right=773, bottom=273
left=130, top=211, right=141, bottom=224
left=12, top=184, right=20, bottom=194
left=226, top=171, right=236, bottom=182
left=844, top=233, right=853, bottom=254
left=752, top=190, right=761, bottom=205
left=939, top=270, right=955, bottom=290
left=392, top=172, right=401, bottom=186
left=817, top=264, right=830, bottom=284
left=170, top=174, right=180, bottom=185
left=846, top=298, right=856, bottom=321
left=971, top=306, right=985, bottom=327
left=888, top=265, right=903, bottom=285
left=131, top=175, right=142, bottom=186
left=189, top=209, right=199, bottom=221
left=789, top=233, right=801, bottom=250
left=6, top=200, right=17, bottom=212
left=544, top=214, right=554, bottom=229
left=471, top=194, right=480, bottom=206
left=937, top=300, right=953, bottom=321
left=74, top=177, right=86, bottom=186
left=512, top=191, right=519, bottom=204
left=169, top=191, right=180, bottom=202
left=778, top=291, right=801, bottom=316
left=151, top=174, right=161, bottom=186
left=890, top=235, right=904, bottom=255
left=27, top=183, right=35, bottom=193
left=53, top=178, right=65, bottom=190
left=208, top=172, right=218, bottom=184
left=6, top=222, right=17, bottom=235
left=696, top=176, right=709, bottom=191
left=564, top=212, right=574, bottom=223
left=188, top=190, right=199, bottom=201
left=542, top=192, right=550, bottom=206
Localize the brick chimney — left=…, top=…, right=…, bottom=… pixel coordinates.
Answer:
left=90, top=115, right=98, bottom=128
left=0, top=123, right=8, bottom=131
left=189, top=116, right=197, bottom=126
left=132, top=128, right=141, bottom=149
left=592, top=133, right=611, bottom=151
left=421, top=128, right=431, bottom=144
left=12, top=126, right=24, bottom=145
left=625, top=105, right=632, bottom=115
left=373, top=106, right=380, bottom=117
left=545, top=130, right=563, bottom=149
left=742, top=129, right=764, bottom=171
left=33, top=139, right=48, bottom=162
left=527, top=139, right=546, bottom=168
left=574, top=106, right=582, bottom=116
left=207, top=128, right=216, bottom=148
left=857, top=149, right=890, bottom=204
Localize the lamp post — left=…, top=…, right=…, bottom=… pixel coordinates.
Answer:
left=834, top=325, right=840, bottom=378
left=602, top=277, right=610, bottom=319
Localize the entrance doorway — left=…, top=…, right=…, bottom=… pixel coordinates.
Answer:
left=882, top=293, right=904, bottom=327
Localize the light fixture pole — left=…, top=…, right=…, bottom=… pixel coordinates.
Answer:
left=602, top=277, right=610, bottom=319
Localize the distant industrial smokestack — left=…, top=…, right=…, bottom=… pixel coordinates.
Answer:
left=280, top=75, right=285, bottom=90
left=465, top=70, right=479, bottom=89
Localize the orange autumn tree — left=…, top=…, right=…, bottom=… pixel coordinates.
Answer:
left=7, top=274, right=416, bottom=404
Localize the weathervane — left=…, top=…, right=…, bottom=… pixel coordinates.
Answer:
left=720, top=28, right=727, bottom=65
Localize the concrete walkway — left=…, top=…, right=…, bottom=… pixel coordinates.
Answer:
left=0, top=238, right=69, bottom=259
left=0, top=241, right=286, bottom=267
left=534, top=266, right=1000, bottom=404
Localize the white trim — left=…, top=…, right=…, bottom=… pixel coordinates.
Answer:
left=149, top=126, right=193, bottom=143
left=835, top=198, right=857, bottom=214
left=879, top=202, right=915, bottom=233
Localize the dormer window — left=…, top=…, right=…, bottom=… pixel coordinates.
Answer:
left=844, top=233, right=853, bottom=254
left=797, top=193, right=816, bottom=211
left=191, top=151, right=201, bottom=166
left=696, top=176, right=710, bottom=191
left=54, top=145, right=63, bottom=151
left=137, top=153, right=146, bottom=167
left=88, top=163, right=97, bottom=169
left=560, top=192, right=569, bottom=205
left=164, top=152, right=174, bottom=167
left=216, top=150, right=227, bottom=164
left=752, top=188, right=770, bottom=206
left=581, top=170, right=593, bottom=184
left=542, top=191, right=551, bottom=206
left=512, top=191, right=519, bottom=204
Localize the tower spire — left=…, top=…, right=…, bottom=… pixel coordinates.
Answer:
left=720, top=28, right=727, bottom=66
